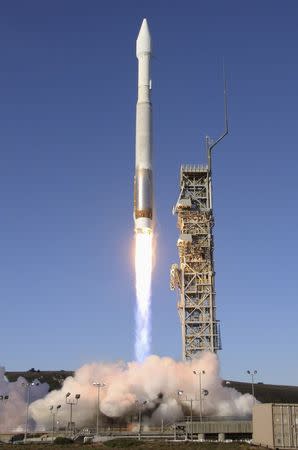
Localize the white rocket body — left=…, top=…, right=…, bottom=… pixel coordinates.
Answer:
left=134, top=19, right=153, bottom=233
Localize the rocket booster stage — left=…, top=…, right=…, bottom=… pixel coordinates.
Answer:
left=134, top=19, right=153, bottom=234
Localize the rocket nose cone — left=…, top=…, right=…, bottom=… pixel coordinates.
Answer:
left=136, top=18, right=152, bottom=56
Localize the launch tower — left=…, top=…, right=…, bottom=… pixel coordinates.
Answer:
left=170, top=85, right=228, bottom=360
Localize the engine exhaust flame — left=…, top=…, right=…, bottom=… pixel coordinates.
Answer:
left=135, top=230, right=153, bottom=362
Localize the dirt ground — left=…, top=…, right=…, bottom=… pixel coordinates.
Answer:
left=1, top=439, right=264, bottom=450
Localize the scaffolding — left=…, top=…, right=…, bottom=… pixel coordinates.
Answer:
left=170, top=163, right=221, bottom=359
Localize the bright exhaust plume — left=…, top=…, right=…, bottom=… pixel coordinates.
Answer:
left=135, top=230, right=153, bottom=362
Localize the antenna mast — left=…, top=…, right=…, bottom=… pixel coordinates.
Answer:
left=207, top=70, right=229, bottom=209
left=207, top=73, right=229, bottom=173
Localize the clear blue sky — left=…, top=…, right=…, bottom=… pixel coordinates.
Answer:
left=0, top=1, right=297, bottom=385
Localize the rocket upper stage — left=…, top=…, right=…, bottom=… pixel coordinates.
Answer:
left=134, top=19, right=153, bottom=233
left=136, top=19, right=152, bottom=56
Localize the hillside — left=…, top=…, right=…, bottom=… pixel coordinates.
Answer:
left=5, top=369, right=298, bottom=403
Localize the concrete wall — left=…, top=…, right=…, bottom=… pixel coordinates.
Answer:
left=272, top=404, right=298, bottom=448
left=253, top=403, right=298, bottom=449
left=185, top=420, right=252, bottom=435
left=253, top=403, right=274, bottom=448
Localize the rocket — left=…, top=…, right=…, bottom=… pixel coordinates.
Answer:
left=134, top=19, right=153, bottom=234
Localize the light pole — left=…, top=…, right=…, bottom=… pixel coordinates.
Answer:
left=56, top=404, right=61, bottom=431
left=177, top=390, right=194, bottom=440
left=65, top=392, right=80, bottom=436
left=178, top=387, right=209, bottom=440
left=22, top=381, right=40, bottom=441
left=176, top=390, right=185, bottom=439
left=0, top=393, right=9, bottom=433
left=135, top=400, right=147, bottom=440
left=49, top=404, right=61, bottom=442
left=247, top=370, right=257, bottom=399
left=92, top=382, right=106, bottom=436
left=193, top=370, right=205, bottom=422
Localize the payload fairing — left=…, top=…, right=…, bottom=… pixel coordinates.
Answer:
left=134, top=19, right=153, bottom=233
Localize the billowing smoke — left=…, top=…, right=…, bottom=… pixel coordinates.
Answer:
left=0, top=367, right=48, bottom=432
left=0, top=353, right=254, bottom=433
left=30, top=352, right=253, bottom=431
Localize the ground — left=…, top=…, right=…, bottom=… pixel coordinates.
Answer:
left=1, top=440, right=264, bottom=449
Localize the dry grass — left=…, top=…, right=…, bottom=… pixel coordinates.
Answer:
left=4, top=440, right=263, bottom=450
left=103, top=440, right=260, bottom=449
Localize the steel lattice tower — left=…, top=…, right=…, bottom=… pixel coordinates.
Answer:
left=170, top=163, right=221, bottom=359
left=170, top=84, right=228, bottom=360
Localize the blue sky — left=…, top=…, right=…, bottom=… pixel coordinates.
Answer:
left=0, top=1, right=297, bottom=385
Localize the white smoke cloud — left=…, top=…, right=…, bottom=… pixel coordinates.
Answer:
left=0, top=367, right=49, bottom=432
left=30, top=353, right=253, bottom=430
left=0, top=353, right=254, bottom=433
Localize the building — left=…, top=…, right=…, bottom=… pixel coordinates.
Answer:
left=253, top=403, right=298, bottom=449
